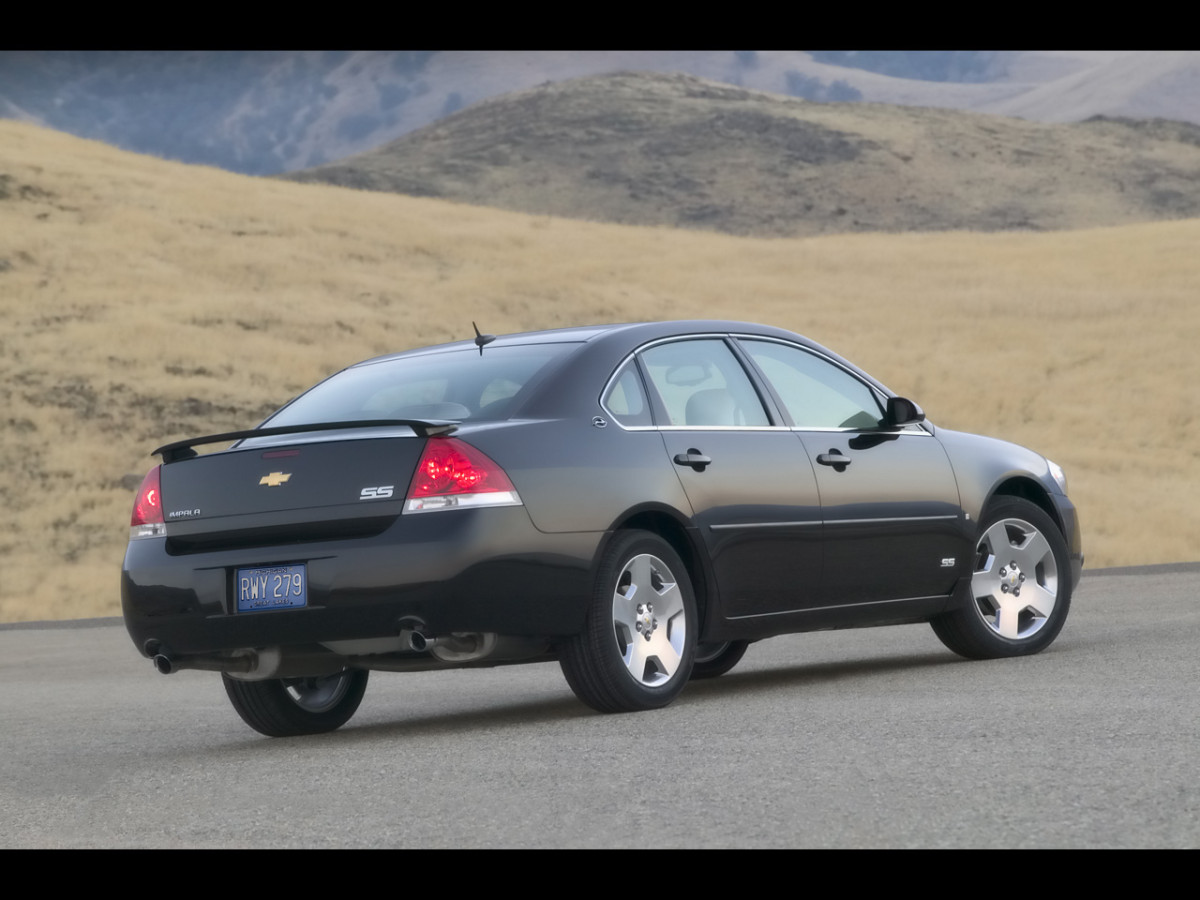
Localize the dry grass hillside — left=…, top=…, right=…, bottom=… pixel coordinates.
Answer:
left=286, top=72, right=1200, bottom=238
left=1, top=118, right=1197, bottom=623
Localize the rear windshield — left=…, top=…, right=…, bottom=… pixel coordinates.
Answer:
left=263, top=343, right=576, bottom=428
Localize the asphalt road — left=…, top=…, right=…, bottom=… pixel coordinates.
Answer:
left=2, top=564, right=1198, bottom=848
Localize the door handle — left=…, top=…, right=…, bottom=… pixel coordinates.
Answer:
left=673, top=449, right=712, bottom=472
left=816, top=450, right=851, bottom=471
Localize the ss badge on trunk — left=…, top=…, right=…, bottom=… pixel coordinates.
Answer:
left=360, top=486, right=394, bottom=500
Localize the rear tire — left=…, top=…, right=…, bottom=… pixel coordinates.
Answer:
left=222, top=669, right=368, bottom=737
left=931, top=497, right=1071, bottom=660
left=560, top=530, right=696, bottom=713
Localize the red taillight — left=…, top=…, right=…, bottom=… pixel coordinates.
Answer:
left=131, top=466, right=164, bottom=527
left=404, top=438, right=520, bottom=513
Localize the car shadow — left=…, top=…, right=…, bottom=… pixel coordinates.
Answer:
left=215, top=649, right=968, bottom=746
left=679, top=649, right=964, bottom=703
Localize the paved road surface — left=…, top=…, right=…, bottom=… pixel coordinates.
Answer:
left=2, top=565, right=1197, bottom=848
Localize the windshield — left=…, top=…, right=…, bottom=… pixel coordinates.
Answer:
left=262, top=343, right=577, bottom=429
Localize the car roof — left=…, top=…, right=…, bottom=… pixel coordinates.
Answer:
left=324, top=320, right=898, bottom=421
left=352, top=320, right=814, bottom=367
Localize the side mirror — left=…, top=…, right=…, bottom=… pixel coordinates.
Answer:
left=885, top=396, right=925, bottom=428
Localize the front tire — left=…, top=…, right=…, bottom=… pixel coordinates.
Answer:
left=560, top=530, right=696, bottom=713
left=931, top=497, right=1071, bottom=659
left=222, top=669, right=369, bottom=737
left=690, top=641, right=749, bottom=680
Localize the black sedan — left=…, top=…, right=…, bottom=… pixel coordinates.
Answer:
left=122, top=320, right=1083, bottom=736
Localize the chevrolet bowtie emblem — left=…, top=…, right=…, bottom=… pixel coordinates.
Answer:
left=259, top=472, right=292, bottom=487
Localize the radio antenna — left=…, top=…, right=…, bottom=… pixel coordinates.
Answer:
left=473, top=322, right=496, bottom=356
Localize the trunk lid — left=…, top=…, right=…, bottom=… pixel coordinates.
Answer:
left=159, top=432, right=426, bottom=552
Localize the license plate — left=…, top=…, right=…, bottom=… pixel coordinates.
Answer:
left=236, top=564, right=307, bottom=612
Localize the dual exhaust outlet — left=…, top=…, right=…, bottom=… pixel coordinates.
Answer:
left=150, top=627, right=496, bottom=676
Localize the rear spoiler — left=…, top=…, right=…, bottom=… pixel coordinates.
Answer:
left=153, top=419, right=460, bottom=463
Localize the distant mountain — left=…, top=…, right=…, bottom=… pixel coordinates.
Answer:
left=2, top=51, right=1199, bottom=177
left=805, top=50, right=1013, bottom=83
left=283, top=71, right=1200, bottom=238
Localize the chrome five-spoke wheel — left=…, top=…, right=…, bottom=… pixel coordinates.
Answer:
left=931, top=497, right=1071, bottom=660
left=559, top=530, right=697, bottom=712
left=972, top=516, right=1060, bottom=640
left=611, top=552, right=688, bottom=687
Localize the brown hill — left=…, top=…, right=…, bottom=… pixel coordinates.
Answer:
left=2, top=119, right=1198, bottom=622
left=286, top=71, right=1200, bottom=237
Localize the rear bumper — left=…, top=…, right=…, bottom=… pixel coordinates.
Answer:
left=121, top=506, right=599, bottom=658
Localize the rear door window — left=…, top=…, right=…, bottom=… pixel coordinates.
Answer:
left=639, top=339, right=770, bottom=427
left=601, top=359, right=654, bottom=427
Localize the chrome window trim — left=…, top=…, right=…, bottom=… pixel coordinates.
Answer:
left=732, top=333, right=930, bottom=433
left=657, top=425, right=789, bottom=432
left=598, top=333, right=780, bottom=432
left=731, top=332, right=889, bottom=394
left=592, top=421, right=930, bottom=437
left=598, top=332, right=933, bottom=436
left=598, top=355, right=655, bottom=431
left=787, top=425, right=934, bottom=436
